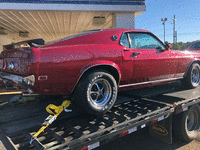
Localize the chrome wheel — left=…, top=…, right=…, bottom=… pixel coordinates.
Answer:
left=89, top=79, right=112, bottom=107
left=181, top=63, right=200, bottom=88
left=187, top=110, right=198, bottom=132
left=191, top=66, right=200, bottom=86
left=74, top=70, right=117, bottom=115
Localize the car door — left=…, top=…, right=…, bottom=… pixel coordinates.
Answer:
left=119, top=32, right=135, bottom=85
left=127, top=32, right=179, bottom=85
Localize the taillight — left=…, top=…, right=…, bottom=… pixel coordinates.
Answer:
left=8, top=62, right=18, bottom=70
left=3, top=59, right=7, bottom=69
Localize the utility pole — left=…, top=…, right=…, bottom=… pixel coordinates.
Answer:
left=161, top=18, right=167, bottom=42
left=171, top=15, right=178, bottom=49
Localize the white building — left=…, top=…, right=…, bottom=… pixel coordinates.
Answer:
left=0, top=0, right=146, bottom=51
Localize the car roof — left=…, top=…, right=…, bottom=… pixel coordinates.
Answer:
left=41, top=28, right=152, bottom=48
left=100, top=28, right=151, bottom=33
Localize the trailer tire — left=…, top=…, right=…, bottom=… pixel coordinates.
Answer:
left=173, top=105, right=200, bottom=142
left=74, top=70, right=117, bottom=115
left=181, top=63, right=200, bottom=88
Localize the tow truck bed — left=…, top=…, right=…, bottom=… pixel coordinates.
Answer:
left=1, top=81, right=200, bottom=150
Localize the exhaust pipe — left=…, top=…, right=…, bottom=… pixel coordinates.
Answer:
left=21, top=93, right=40, bottom=97
left=21, top=88, right=40, bottom=97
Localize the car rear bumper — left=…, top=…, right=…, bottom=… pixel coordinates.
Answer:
left=0, top=71, right=35, bottom=87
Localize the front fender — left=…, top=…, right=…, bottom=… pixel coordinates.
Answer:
left=184, top=59, right=200, bottom=77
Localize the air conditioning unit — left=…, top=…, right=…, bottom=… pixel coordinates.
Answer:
left=19, top=31, right=29, bottom=37
left=93, top=16, right=106, bottom=26
left=0, top=28, right=7, bottom=35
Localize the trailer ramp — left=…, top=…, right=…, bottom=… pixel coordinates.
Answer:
left=1, top=82, right=200, bottom=150
left=3, top=96, right=172, bottom=150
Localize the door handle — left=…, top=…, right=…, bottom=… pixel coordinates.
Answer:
left=131, top=52, right=142, bottom=58
left=122, top=49, right=132, bottom=60
left=123, top=49, right=131, bottom=52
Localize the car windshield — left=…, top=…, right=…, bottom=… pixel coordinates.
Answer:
left=45, top=30, right=101, bottom=46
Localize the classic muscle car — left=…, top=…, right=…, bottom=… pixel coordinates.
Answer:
left=0, top=28, right=200, bottom=115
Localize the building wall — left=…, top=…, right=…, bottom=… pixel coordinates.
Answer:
left=0, top=36, right=14, bottom=52
left=112, top=13, right=135, bottom=29
left=0, top=0, right=146, bottom=43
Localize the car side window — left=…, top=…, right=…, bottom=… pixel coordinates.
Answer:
left=120, top=33, right=130, bottom=48
left=190, top=42, right=200, bottom=49
left=128, top=33, right=165, bottom=50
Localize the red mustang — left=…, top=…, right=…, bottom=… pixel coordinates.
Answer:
left=0, top=28, right=200, bottom=115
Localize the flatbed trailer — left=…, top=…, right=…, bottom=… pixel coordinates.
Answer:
left=1, top=81, right=200, bottom=150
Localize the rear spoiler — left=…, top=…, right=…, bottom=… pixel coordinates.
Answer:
left=3, top=38, right=45, bottom=50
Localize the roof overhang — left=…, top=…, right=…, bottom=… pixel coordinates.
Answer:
left=0, top=1, right=146, bottom=42
left=0, top=3, right=146, bottom=12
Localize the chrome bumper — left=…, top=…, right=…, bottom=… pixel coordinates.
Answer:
left=0, top=71, right=35, bottom=87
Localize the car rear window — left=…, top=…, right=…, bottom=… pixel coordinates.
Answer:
left=45, top=30, right=101, bottom=46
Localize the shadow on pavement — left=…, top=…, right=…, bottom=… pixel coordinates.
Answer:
left=96, top=127, right=198, bottom=150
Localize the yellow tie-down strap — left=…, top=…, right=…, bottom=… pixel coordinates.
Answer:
left=30, top=100, right=71, bottom=144
left=46, top=100, right=71, bottom=116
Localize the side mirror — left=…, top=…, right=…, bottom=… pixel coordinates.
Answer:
left=156, top=46, right=165, bottom=52
left=164, top=41, right=171, bottom=50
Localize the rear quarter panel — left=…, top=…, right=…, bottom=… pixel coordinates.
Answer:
left=36, top=44, right=127, bottom=95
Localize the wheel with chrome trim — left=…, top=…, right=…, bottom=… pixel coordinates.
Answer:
left=181, top=63, right=200, bottom=88
left=74, top=70, right=117, bottom=115
left=173, top=105, right=200, bottom=142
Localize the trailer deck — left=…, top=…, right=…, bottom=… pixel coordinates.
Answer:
left=0, top=81, right=200, bottom=150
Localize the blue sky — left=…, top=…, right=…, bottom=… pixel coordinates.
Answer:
left=135, top=0, right=200, bottom=43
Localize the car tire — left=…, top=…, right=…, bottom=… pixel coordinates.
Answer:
left=181, top=63, right=200, bottom=88
left=74, top=70, right=118, bottom=115
left=173, top=105, right=200, bottom=142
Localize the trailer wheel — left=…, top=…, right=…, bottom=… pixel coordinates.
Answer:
left=173, top=105, right=200, bottom=142
left=74, top=70, right=117, bottom=115
left=181, top=63, right=200, bottom=88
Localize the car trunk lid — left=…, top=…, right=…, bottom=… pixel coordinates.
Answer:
left=0, top=39, right=44, bottom=75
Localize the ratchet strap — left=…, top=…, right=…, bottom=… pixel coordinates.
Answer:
left=30, top=100, right=71, bottom=144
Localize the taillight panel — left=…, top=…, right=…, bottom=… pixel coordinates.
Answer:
left=0, top=58, right=29, bottom=74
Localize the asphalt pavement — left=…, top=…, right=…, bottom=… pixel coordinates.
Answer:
left=97, top=127, right=200, bottom=150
